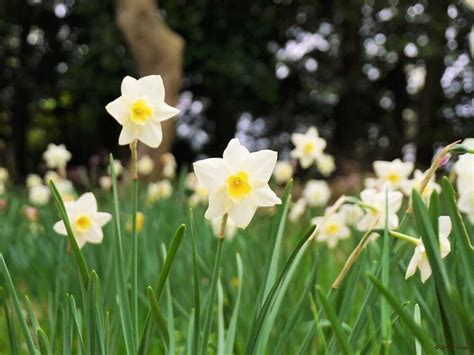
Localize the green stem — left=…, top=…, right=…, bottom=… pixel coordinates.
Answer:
left=132, top=177, right=139, bottom=346
left=388, top=231, right=420, bottom=246
left=200, top=238, right=224, bottom=355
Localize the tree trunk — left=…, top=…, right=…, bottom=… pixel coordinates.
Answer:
left=115, top=0, right=185, bottom=163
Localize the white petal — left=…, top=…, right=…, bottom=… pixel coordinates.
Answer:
left=75, top=192, right=97, bottom=213
left=405, top=249, right=419, bottom=280
left=84, top=226, right=104, bottom=244
left=299, top=155, right=314, bottom=169
left=76, top=237, right=87, bottom=249
left=119, top=121, right=139, bottom=145
left=228, top=198, right=257, bottom=228
left=388, top=191, right=403, bottom=212
left=356, top=214, right=376, bottom=231
left=248, top=150, right=278, bottom=183
left=439, top=237, right=451, bottom=259
left=193, top=158, right=229, bottom=193
left=223, top=139, right=250, bottom=169
left=95, top=212, right=112, bottom=227
left=121, top=76, right=139, bottom=100
left=53, top=221, right=67, bottom=236
left=137, top=75, right=165, bottom=102
left=253, top=185, right=281, bottom=207
left=373, top=161, right=389, bottom=177
left=105, top=97, right=129, bottom=124
left=138, top=123, right=163, bottom=148
left=419, top=255, right=432, bottom=283
left=205, top=188, right=231, bottom=219
left=438, top=216, right=452, bottom=240
left=155, top=102, right=180, bottom=122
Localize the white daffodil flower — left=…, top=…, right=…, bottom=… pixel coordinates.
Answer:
left=339, top=204, right=364, bottom=226
left=137, top=154, right=155, bottom=176
left=458, top=187, right=474, bottom=223
left=26, top=174, right=42, bottom=189
left=43, top=143, right=72, bottom=170
left=0, top=167, right=8, bottom=183
left=401, top=169, right=441, bottom=203
left=160, top=153, right=177, bottom=179
left=454, top=138, right=474, bottom=193
left=373, top=159, right=414, bottom=190
left=302, top=180, right=331, bottom=207
left=290, top=127, right=327, bottom=169
left=193, top=138, right=281, bottom=228
left=147, top=180, right=173, bottom=203
left=53, top=192, right=112, bottom=249
left=273, top=160, right=294, bottom=184
left=289, top=198, right=307, bottom=222
left=189, top=185, right=209, bottom=207
left=356, top=188, right=403, bottom=230
left=405, top=216, right=452, bottom=283
left=29, top=184, right=51, bottom=206
left=316, top=153, right=336, bottom=177
left=312, top=212, right=350, bottom=248
left=105, top=75, right=180, bottom=148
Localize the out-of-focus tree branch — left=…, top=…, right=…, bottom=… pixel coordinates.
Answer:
left=115, top=0, right=184, bottom=162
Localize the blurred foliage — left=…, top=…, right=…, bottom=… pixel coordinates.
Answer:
left=0, top=0, right=473, bottom=176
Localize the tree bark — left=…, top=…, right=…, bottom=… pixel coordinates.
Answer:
left=115, top=0, right=184, bottom=162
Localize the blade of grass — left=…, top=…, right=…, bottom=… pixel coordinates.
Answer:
left=0, top=254, right=39, bottom=354
left=316, top=286, right=353, bottom=355
left=244, top=225, right=314, bottom=355
left=131, top=177, right=139, bottom=347
left=37, top=328, right=52, bottom=355
left=49, top=180, right=89, bottom=288
left=414, top=304, right=421, bottom=355
left=217, top=280, right=225, bottom=355
left=109, top=154, right=134, bottom=355
left=190, top=210, right=201, bottom=355
left=223, top=253, right=244, bottom=354
left=1, top=288, right=18, bottom=355
left=368, top=274, right=435, bottom=355
left=146, top=286, right=169, bottom=351
left=200, top=237, right=224, bottom=355
left=380, top=189, right=391, bottom=355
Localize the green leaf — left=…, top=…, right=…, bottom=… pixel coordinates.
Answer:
left=190, top=210, right=201, bottom=355
left=1, top=287, right=18, bottom=355
left=368, top=274, right=435, bottom=355
left=0, top=255, right=39, bottom=354
left=37, top=328, right=52, bottom=355
left=224, top=254, right=244, bottom=354
left=316, top=286, right=353, bottom=355
left=146, top=286, right=169, bottom=350
left=49, top=180, right=89, bottom=288
left=244, top=224, right=314, bottom=355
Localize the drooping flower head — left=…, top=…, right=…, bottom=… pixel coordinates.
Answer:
left=193, top=138, right=281, bottom=228
left=290, top=127, right=327, bottom=169
left=53, top=192, right=112, bottom=249
left=405, top=216, right=451, bottom=283
left=106, top=75, right=180, bottom=148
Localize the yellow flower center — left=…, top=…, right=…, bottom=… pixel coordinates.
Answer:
left=74, top=215, right=92, bottom=233
left=130, top=99, right=154, bottom=125
left=303, top=142, right=315, bottom=154
left=325, top=223, right=340, bottom=235
left=387, top=172, right=401, bottom=185
left=226, top=171, right=252, bottom=200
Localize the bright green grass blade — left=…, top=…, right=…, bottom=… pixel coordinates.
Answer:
left=217, top=280, right=225, bottom=355
left=146, top=286, right=169, bottom=350
left=37, top=328, right=52, bottom=355
left=256, top=236, right=309, bottom=353
left=109, top=153, right=134, bottom=355
left=380, top=190, right=391, bottom=355
left=138, top=223, right=186, bottom=353
left=260, top=179, right=293, bottom=302
left=412, top=189, right=466, bottom=347
left=0, top=254, right=39, bottom=354
left=165, top=263, right=176, bottom=355
left=24, top=295, right=40, bottom=334
left=1, top=287, right=18, bottom=355
left=187, top=310, right=195, bottom=355
left=61, top=307, right=71, bottom=355
left=414, top=304, right=421, bottom=355
left=49, top=180, right=89, bottom=288
left=244, top=224, right=314, bottom=355
left=368, top=274, right=435, bottom=355
left=189, top=209, right=201, bottom=355
left=274, top=257, right=318, bottom=354
left=131, top=178, right=139, bottom=347
left=68, top=294, right=85, bottom=352
left=316, top=286, right=353, bottom=355
left=224, top=253, right=244, bottom=354
left=200, top=237, right=224, bottom=355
